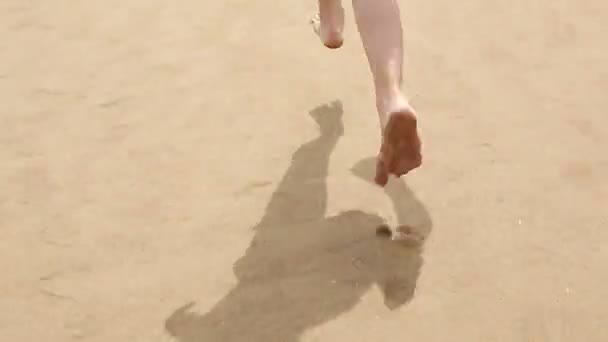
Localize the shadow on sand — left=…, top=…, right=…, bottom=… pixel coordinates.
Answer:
left=165, top=101, right=433, bottom=341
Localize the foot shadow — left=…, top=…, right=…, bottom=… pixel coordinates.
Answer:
left=165, top=100, right=433, bottom=342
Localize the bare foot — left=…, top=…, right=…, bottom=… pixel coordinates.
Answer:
left=310, top=1, right=344, bottom=49
left=375, top=107, right=422, bottom=186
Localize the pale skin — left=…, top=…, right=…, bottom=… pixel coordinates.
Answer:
left=312, top=0, right=422, bottom=186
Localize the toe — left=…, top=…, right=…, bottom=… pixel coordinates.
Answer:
left=375, top=156, right=389, bottom=186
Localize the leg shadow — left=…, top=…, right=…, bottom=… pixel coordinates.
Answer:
left=351, top=158, right=433, bottom=309
left=165, top=101, right=433, bottom=341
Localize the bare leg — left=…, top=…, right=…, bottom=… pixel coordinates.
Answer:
left=352, top=0, right=422, bottom=186
left=311, top=0, right=345, bottom=49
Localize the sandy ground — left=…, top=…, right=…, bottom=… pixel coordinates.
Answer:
left=2, top=0, right=608, bottom=341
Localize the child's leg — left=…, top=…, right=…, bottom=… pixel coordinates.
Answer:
left=312, top=0, right=345, bottom=49
left=352, top=0, right=421, bottom=186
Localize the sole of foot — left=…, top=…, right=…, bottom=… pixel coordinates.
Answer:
left=310, top=13, right=344, bottom=49
left=375, top=109, right=422, bottom=186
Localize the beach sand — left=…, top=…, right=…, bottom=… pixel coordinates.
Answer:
left=1, top=0, right=607, bottom=341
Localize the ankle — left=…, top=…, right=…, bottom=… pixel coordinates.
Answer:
left=319, top=0, right=343, bottom=18
left=319, top=0, right=342, bottom=10
left=376, top=88, right=409, bottom=114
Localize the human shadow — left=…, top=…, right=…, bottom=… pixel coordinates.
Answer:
left=165, top=101, right=433, bottom=342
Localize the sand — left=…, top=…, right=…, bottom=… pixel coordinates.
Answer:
left=1, top=0, right=607, bottom=341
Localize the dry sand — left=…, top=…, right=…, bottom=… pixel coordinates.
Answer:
left=2, top=0, right=608, bottom=341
